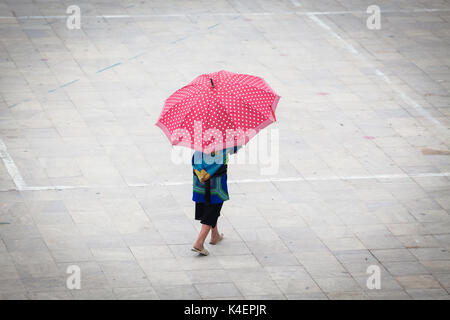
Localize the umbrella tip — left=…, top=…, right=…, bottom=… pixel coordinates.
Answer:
left=210, top=78, right=215, bottom=88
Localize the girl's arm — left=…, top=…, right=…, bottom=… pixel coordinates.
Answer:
left=192, top=151, right=223, bottom=182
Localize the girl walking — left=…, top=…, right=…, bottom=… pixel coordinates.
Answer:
left=155, top=71, right=280, bottom=255
left=191, top=146, right=240, bottom=256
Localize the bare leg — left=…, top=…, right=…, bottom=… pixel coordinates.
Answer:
left=194, top=224, right=211, bottom=250
left=211, top=223, right=221, bottom=243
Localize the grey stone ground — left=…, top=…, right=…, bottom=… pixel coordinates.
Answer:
left=0, top=0, right=449, bottom=300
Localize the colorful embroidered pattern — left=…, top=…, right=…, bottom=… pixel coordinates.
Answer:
left=192, top=174, right=229, bottom=203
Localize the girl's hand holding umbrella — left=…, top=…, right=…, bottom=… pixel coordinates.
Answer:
left=194, top=169, right=210, bottom=183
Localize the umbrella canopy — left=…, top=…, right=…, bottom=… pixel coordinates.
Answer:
left=155, top=70, right=280, bottom=152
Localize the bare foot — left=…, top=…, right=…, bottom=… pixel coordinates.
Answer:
left=210, top=233, right=223, bottom=245
left=193, top=243, right=204, bottom=251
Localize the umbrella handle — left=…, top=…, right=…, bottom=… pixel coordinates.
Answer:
left=271, top=108, right=277, bottom=122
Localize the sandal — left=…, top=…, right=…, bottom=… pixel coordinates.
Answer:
left=209, top=233, right=224, bottom=245
left=191, top=247, right=209, bottom=256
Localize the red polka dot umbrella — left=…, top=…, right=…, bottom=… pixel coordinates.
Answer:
left=155, top=70, right=280, bottom=153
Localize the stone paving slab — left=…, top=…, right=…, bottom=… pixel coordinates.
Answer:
left=0, top=0, right=450, bottom=299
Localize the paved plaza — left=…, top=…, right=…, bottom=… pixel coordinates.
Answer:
left=0, top=0, right=449, bottom=299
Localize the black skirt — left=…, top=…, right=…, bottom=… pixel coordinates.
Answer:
left=195, top=202, right=223, bottom=228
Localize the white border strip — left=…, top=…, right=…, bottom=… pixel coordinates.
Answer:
left=0, top=139, right=26, bottom=190
left=0, top=171, right=448, bottom=192
left=1, top=8, right=450, bottom=19
left=307, top=14, right=449, bottom=137
left=307, top=14, right=359, bottom=54
left=289, top=0, right=302, bottom=8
